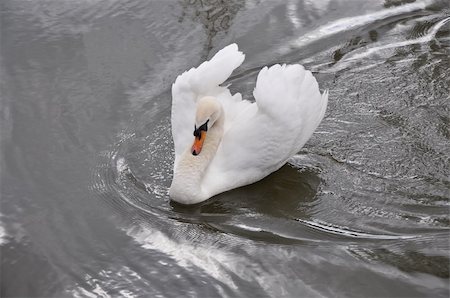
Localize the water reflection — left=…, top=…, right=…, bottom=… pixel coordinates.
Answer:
left=351, top=244, right=450, bottom=278
left=167, top=164, right=322, bottom=245
left=171, top=164, right=320, bottom=218
left=180, top=0, right=244, bottom=54
left=2, top=0, right=450, bottom=296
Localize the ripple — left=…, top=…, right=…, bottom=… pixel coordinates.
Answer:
left=295, top=219, right=417, bottom=240
left=336, top=16, right=450, bottom=67
left=289, top=0, right=435, bottom=51
left=126, top=224, right=240, bottom=291
left=0, top=222, right=7, bottom=246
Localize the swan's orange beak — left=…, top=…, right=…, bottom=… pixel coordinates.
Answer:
left=191, top=131, right=207, bottom=156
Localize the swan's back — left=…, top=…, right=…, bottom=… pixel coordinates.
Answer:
left=203, top=63, right=328, bottom=196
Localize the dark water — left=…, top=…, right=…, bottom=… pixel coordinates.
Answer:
left=1, top=0, right=449, bottom=297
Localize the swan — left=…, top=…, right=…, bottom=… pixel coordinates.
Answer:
left=169, top=44, right=328, bottom=204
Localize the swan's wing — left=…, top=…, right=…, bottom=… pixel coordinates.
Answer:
left=253, top=64, right=328, bottom=156
left=204, top=64, right=328, bottom=195
left=171, top=44, right=245, bottom=165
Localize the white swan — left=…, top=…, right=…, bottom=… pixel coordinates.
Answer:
left=169, top=44, right=328, bottom=204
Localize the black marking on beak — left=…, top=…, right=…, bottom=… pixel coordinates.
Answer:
left=193, top=119, right=209, bottom=140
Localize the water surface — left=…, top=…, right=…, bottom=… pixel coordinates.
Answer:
left=1, top=0, right=449, bottom=297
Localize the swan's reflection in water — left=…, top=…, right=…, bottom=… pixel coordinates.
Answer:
left=168, top=164, right=326, bottom=244
left=171, top=164, right=320, bottom=218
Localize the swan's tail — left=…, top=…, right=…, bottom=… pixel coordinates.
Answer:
left=174, top=44, right=245, bottom=96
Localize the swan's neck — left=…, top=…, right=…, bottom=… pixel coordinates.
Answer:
left=170, top=116, right=224, bottom=204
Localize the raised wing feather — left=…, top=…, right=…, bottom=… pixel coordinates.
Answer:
left=253, top=64, right=328, bottom=158
left=254, top=64, right=328, bottom=156
left=171, top=44, right=245, bottom=166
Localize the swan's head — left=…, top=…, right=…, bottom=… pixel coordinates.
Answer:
left=192, top=96, right=222, bottom=156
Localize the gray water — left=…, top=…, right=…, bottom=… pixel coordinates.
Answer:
left=1, top=0, right=449, bottom=297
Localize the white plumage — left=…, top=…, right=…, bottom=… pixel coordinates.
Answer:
left=170, top=44, right=328, bottom=204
